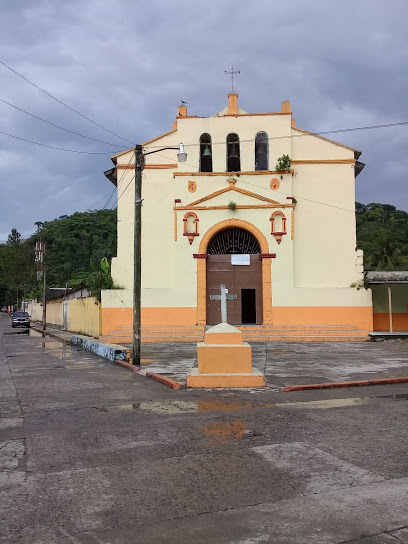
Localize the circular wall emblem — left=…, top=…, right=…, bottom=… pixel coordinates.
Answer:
left=270, top=178, right=280, bottom=190
left=188, top=180, right=197, bottom=193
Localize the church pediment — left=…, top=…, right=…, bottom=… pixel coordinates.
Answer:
left=183, top=180, right=287, bottom=209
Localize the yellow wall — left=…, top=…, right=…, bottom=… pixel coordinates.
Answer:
left=68, top=297, right=100, bottom=338
left=27, top=296, right=100, bottom=337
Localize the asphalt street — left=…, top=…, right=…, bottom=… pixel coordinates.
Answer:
left=2, top=313, right=408, bottom=543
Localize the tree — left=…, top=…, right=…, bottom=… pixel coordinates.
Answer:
left=7, top=228, right=22, bottom=245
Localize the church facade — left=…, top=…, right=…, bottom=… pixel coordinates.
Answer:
left=101, top=94, right=373, bottom=342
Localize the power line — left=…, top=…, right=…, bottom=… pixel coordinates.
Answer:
left=116, top=175, right=135, bottom=205
left=103, top=154, right=135, bottom=209
left=0, top=96, right=125, bottom=147
left=154, top=152, right=355, bottom=213
left=0, top=59, right=134, bottom=146
left=143, top=119, right=408, bottom=150
left=0, top=128, right=115, bottom=154
left=238, top=179, right=355, bottom=214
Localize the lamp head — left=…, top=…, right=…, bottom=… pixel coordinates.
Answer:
left=177, top=143, right=187, bottom=163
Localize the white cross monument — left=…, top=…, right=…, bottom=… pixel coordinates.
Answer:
left=210, top=284, right=238, bottom=323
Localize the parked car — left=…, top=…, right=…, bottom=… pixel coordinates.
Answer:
left=11, top=311, right=30, bottom=328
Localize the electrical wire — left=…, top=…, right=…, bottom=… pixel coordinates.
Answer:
left=0, top=58, right=134, bottom=145
left=238, top=178, right=355, bottom=213
left=0, top=128, right=115, bottom=154
left=153, top=152, right=356, bottom=213
left=143, top=119, right=408, bottom=150
left=116, top=175, right=135, bottom=205
left=101, top=154, right=135, bottom=209
left=0, top=97, right=125, bottom=147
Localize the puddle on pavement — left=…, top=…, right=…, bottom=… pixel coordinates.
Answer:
left=276, top=398, right=370, bottom=410
left=379, top=393, right=408, bottom=400
left=29, top=329, right=44, bottom=338
left=201, top=420, right=248, bottom=442
left=88, top=393, right=408, bottom=416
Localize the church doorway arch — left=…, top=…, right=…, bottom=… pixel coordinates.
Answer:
left=206, top=227, right=263, bottom=325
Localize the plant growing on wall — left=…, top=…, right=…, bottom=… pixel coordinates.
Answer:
left=275, top=154, right=292, bottom=172
left=69, top=257, right=114, bottom=301
left=228, top=201, right=237, bottom=211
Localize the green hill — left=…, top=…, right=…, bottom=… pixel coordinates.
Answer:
left=0, top=203, right=407, bottom=307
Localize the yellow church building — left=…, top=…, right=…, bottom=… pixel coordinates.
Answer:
left=101, top=93, right=373, bottom=343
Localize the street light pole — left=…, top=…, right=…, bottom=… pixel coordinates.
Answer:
left=131, top=143, right=187, bottom=366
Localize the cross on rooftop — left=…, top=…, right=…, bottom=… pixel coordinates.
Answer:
left=225, top=65, right=240, bottom=93
left=210, top=284, right=238, bottom=323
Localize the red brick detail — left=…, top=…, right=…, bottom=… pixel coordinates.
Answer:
left=281, top=376, right=408, bottom=392
left=174, top=199, right=181, bottom=204
left=193, top=253, right=208, bottom=259
left=260, top=253, right=276, bottom=259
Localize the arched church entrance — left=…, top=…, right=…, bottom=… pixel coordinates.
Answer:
left=206, top=227, right=263, bottom=325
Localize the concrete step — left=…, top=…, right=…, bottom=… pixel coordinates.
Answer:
left=243, top=335, right=369, bottom=342
left=240, top=329, right=368, bottom=338
left=117, top=325, right=205, bottom=332
left=237, top=324, right=357, bottom=331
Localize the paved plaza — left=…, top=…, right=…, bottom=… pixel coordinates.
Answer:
left=2, top=314, right=408, bottom=543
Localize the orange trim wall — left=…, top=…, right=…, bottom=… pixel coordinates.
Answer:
left=101, top=305, right=374, bottom=334
left=273, top=307, right=373, bottom=332
left=373, top=313, right=408, bottom=331
left=101, top=307, right=197, bottom=335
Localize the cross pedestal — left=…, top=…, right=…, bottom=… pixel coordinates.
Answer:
left=187, top=285, right=265, bottom=388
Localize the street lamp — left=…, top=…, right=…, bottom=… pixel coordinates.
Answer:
left=132, top=143, right=187, bottom=366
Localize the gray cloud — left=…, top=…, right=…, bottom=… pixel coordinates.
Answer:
left=1, top=0, right=408, bottom=241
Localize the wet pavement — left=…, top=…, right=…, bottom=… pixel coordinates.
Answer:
left=2, top=314, right=408, bottom=543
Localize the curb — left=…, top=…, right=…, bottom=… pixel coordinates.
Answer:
left=31, top=326, right=129, bottom=362
left=114, top=360, right=182, bottom=389
left=281, top=376, right=408, bottom=392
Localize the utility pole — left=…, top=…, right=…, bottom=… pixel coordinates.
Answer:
left=130, top=143, right=186, bottom=366
left=16, top=286, right=19, bottom=311
left=132, top=145, right=144, bottom=366
left=42, top=261, right=46, bottom=331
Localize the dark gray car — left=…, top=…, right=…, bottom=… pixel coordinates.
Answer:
left=12, top=311, right=30, bottom=328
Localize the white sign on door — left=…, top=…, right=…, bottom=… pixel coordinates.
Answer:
left=231, top=254, right=250, bottom=265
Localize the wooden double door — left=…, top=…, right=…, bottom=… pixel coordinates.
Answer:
left=206, top=254, right=263, bottom=325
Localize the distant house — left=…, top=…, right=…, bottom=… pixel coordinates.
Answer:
left=101, top=93, right=372, bottom=342
left=367, top=272, right=408, bottom=333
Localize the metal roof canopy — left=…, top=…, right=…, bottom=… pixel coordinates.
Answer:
left=366, top=271, right=408, bottom=284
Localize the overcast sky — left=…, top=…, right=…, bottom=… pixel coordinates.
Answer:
left=1, top=0, right=407, bottom=241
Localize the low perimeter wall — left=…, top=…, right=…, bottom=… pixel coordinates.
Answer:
left=27, top=296, right=101, bottom=338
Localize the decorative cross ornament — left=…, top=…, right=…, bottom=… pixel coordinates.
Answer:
left=210, top=284, right=237, bottom=323
left=224, top=65, right=240, bottom=92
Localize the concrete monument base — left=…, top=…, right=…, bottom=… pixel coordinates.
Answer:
left=187, top=323, right=265, bottom=388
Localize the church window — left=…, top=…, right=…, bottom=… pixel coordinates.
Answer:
left=199, top=133, right=213, bottom=172
left=255, top=132, right=268, bottom=171
left=207, top=228, right=260, bottom=254
left=226, top=133, right=241, bottom=172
